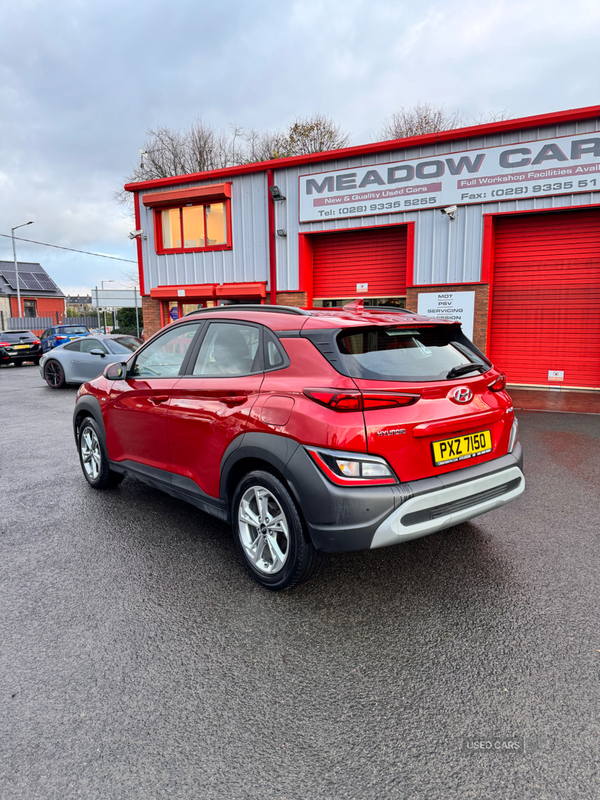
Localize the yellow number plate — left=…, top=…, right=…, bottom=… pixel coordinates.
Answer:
left=432, top=430, right=492, bottom=466
left=13, top=344, right=29, bottom=349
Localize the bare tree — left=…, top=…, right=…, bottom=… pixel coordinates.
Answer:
left=242, top=128, right=290, bottom=162
left=131, top=121, right=245, bottom=180
left=243, top=114, right=350, bottom=161
left=283, top=113, right=350, bottom=156
left=378, top=103, right=464, bottom=140
left=470, top=109, right=513, bottom=125
left=378, top=104, right=515, bottom=141
left=116, top=120, right=247, bottom=204
left=118, top=114, right=351, bottom=202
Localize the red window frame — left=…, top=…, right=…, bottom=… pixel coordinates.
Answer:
left=154, top=200, right=233, bottom=255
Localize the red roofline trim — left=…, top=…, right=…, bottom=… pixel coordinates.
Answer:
left=125, top=106, right=600, bottom=193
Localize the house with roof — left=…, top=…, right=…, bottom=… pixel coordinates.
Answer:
left=66, top=294, right=93, bottom=314
left=0, top=261, right=66, bottom=328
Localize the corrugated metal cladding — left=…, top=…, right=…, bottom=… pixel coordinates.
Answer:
left=137, top=117, right=600, bottom=294
left=313, top=227, right=407, bottom=298
left=275, top=118, right=600, bottom=290
left=489, top=209, right=600, bottom=389
left=138, top=173, right=269, bottom=291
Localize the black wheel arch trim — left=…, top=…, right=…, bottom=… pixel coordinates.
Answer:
left=73, top=395, right=105, bottom=447
left=219, top=432, right=399, bottom=552
left=220, top=432, right=302, bottom=505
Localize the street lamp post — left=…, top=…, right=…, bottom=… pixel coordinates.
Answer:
left=102, top=280, right=116, bottom=334
left=11, top=221, right=33, bottom=317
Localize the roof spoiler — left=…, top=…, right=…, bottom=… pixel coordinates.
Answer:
left=343, top=298, right=417, bottom=315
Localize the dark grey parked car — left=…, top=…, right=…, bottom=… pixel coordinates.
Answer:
left=0, top=330, right=42, bottom=367
left=40, top=334, right=141, bottom=388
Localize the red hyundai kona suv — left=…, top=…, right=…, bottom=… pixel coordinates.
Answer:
left=73, top=301, right=524, bottom=590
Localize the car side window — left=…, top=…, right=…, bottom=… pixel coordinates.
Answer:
left=41, top=329, right=51, bottom=339
left=63, top=340, right=81, bottom=352
left=80, top=338, right=108, bottom=354
left=192, top=323, right=261, bottom=376
left=132, top=323, right=200, bottom=378
left=263, top=330, right=288, bottom=371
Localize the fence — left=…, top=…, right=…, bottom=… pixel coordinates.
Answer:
left=0, top=314, right=100, bottom=335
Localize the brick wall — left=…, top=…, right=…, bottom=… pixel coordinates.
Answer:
left=275, top=291, right=308, bottom=308
left=141, top=295, right=163, bottom=339
left=406, top=283, right=490, bottom=354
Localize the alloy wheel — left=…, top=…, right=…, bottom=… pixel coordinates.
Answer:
left=237, top=486, right=290, bottom=574
left=45, top=361, right=63, bottom=387
left=80, top=427, right=101, bottom=481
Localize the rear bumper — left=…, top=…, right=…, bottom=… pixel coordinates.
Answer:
left=370, top=458, right=524, bottom=548
left=287, top=443, right=524, bottom=553
left=0, top=347, right=41, bottom=363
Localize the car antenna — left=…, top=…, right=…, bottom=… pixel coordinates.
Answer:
left=343, top=298, right=364, bottom=314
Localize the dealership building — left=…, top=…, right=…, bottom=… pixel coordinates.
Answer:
left=126, top=105, right=600, bottom=391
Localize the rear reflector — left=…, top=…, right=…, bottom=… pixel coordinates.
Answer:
left=304, top=389, right=420, bottom=412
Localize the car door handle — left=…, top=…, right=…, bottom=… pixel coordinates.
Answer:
left=216, top=395, right=247, bottom=406
left=148, top=395, right=170, bottom=405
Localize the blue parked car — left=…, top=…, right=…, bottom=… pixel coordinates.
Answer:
left=40, top=324, right=91, bottom=353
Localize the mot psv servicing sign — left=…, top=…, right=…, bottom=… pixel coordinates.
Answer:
left=298, top=133, right=600, bottom=223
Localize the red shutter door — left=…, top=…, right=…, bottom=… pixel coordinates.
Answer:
left=489, top=209, right=600, bottom=389
left=312, top=226, right=407, bottom=298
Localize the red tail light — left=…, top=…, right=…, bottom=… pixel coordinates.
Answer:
left=304, top=389, right=420, bottom=412
left=55, top=335, right=67, bottom=341
left=304, top=389, right=362, bottom=411
left=33, top=339, right=40, bottom=345
left=0, top=341, right=10, bottom=347
left=487, top=373, right=506, bottom=391
left=307, top=447, right=397, bottom=485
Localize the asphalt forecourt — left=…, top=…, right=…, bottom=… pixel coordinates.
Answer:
left=1, top=364, right=599, bottom=799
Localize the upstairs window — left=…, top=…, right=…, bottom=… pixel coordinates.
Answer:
left=143, top=182, right=232, bottom=255
left=158, top=202, right=229, bottom=252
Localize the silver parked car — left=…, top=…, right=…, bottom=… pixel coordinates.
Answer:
left=40, top=334, right=142, bottom=388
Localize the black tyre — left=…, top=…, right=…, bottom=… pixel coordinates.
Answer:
left=78, top=417, right=124, bottom=489
left=32, top=359, right=40, bottom=366
left=14, top=361, right=23, bottom=367
left=44, top=359, right=65, bottom=388
left=231, top=470, right=323, bottom=591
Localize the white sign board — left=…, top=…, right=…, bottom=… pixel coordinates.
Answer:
left=417, top=291, right=476, bottom=340
left=298, top=132, right=600, bottom=222
left=91, top=288, right=141, bottom=309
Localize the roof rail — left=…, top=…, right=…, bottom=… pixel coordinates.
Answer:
left=184, top=304, right=310, bottom=317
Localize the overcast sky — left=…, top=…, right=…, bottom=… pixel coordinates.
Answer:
left=1, top=0, right=599, bottom=295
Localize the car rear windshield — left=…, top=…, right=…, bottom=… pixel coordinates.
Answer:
left=336, top=325, right=490, bottom=382
left=59, top=326, right=89, bottom=334
left=108, top=336, right=141, bottom=354
left=0, top=331, right=35, bottom=341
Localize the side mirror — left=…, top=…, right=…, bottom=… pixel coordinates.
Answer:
left=90, top=349, right=106, bottom=358
left=104, top=362, right=127, bottom=380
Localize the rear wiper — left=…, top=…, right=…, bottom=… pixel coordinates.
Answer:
left=446, top=363, right=487, bottom=380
